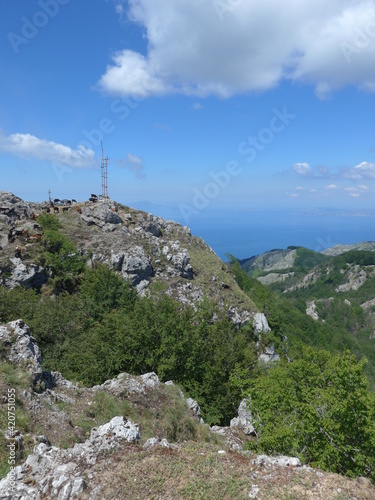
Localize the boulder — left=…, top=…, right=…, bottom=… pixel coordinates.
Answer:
left=252, top=313, right=271, bottom=334
left=81, top=204, right=123, bottom=228
left=5, top=258, right=47, bottom=289
left=121, top=246, right=153, bottom=286
left=230, top=399, right=256, bottom=436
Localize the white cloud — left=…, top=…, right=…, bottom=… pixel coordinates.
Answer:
left=286, top=192, right=298, bottom=198
left=344, top=185, right=369, bottom=196
left=0, top=131, right=95, bottom=168
left=295, top=186, right=304, bottom=190
left=98, top=51, right=169, bottom=97
left=118, top=153, right=145, bottom=178
left=310, top=188, right=316, bottom=192
left=348, top=161, right=375, bottom=179
left=292, top=162, right=311, bottom=175
left=325, top=184, right=338, bottom=190
left=98, top=0, right=375, bottom=98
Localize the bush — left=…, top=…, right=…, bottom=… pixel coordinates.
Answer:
left=246, top=347, right=375, bottom=480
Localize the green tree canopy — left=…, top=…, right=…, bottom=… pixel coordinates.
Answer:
left=246, top=347, right=375, bottom=479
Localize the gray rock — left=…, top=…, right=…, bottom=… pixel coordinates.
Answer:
left=0, top=320, right=42, bottom=381
left=140, top=372, right=160, bottom=388
left=0, top=417, right=139, bottom=499
left=252, top=455, right=301, bottom=467
left=258, top=346, right=280, bottom=364
left=5, top=258, right=46, bottom=289
left=230, top=399, right=256, bottom=436
left=209, top=426, right=244, bottom=451
left=187, top=398, right=204, bottom=423
left=81, top=203, right=123, bottom=228
left=121, top=246, right=153, bottom=286
left=252, top=313, right=271, bottom=334
left=172, top=248, right=193, bottom=279
left=143, top=437, right=160, bottom=449
left=93, top=371, right=159, bottom=396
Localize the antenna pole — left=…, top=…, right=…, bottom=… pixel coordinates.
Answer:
left=100, top=141, right=109, bottom=200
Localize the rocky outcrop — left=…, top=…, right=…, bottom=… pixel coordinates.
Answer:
left=0, top=320, right=75, bottom=390
left=80, top=203, right=123, bottom=229
left=230, top=399, right=256, bottom=436
left=93, top=371, right=160, bottom=397
left=252, top=455, right=301, bottom=467
left=0, top=320, right=42, bottom=381
left=186, top=397, right=204, bottom=423
left=0, top=417, right=140, bottom=499
left=252, top=313, right=271, bottom=334
left=306, top=301, right=319, bottom=321
left=4, top=258, right=46, bottom=289
left=0, top=192, right=34, bottom=221
left=335, top=264, right=373, bottom=292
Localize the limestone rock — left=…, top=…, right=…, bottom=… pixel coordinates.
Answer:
left=93, top=371, right=159, bottom=397
left=230, top=399, right=256, bottom=436
left=187, top=397, right=204, bottom=423
left=5, top=258, right=46, bottom=289
left=0, top=320, right=42, bottom=381
left=252, top=313, right=271, bottom=334
left=306, top=301, right=319, bottom=321
left=121, top=246, right=153, bottom=286
left=81, top=203, right=123, bottom=228
left=0, top=417, right=140, bottom=499
left=252, top=455, right=301, bottom=467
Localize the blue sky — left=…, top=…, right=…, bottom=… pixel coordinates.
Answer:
left=1, top=0, right=375, bottom=227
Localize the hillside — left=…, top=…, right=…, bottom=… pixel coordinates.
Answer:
left=0, top=191, right=256, bottom=319
left=1, top=320, right=374, bottom=499
left=240, top=246, right=375, bottom=386
left=1, top=191, right=375, bottom=495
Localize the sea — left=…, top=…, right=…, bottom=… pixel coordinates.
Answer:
left=130, top=203, right=375, bottom=261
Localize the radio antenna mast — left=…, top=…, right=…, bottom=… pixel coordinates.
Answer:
left=100, top=141, right=109, bottom=200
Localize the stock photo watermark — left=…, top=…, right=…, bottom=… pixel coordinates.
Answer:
left=340, top=18, right=375, bottom=63
left=213, top=0, right=243, bottom=21
left=7, top=0, right=72, bottom=55
left=5, top=388, right=17, bottom=493
left=179, top=106, right=296, bottom=223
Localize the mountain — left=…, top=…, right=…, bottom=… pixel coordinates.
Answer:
left=0, top=191, right=256, bottom=320
left=240, top=244, right=375, bottom=385
left=1, top=192, right=375, bottom=493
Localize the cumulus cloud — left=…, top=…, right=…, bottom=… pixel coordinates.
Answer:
left=98, top=0, right=375, bottom=98
left=118, top=153, right=145, bottom=178
left=346, top=161, right=375, bottom=179
left=325, top=184, right=338, bottom=190
left=0, top=131, right=95, bottom=168
left=292, top=162, right=311, bottom=175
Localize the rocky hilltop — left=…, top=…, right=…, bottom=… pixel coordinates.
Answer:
left=0, top=191, right=256, bottom=323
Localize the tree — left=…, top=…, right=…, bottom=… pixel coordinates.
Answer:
left=246, top=347, right=375, bottom=480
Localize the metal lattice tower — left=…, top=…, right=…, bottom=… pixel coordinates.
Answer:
left=100, top=141, right=109, bottom=199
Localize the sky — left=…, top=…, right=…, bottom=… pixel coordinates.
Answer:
left=1, top=0, right=375, bottom=232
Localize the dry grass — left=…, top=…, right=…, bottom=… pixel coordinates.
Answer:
left=80, top=442, right=375, bottom=499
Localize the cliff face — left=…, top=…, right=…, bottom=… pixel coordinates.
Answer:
left=0, top=191, right=256, bottom=322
